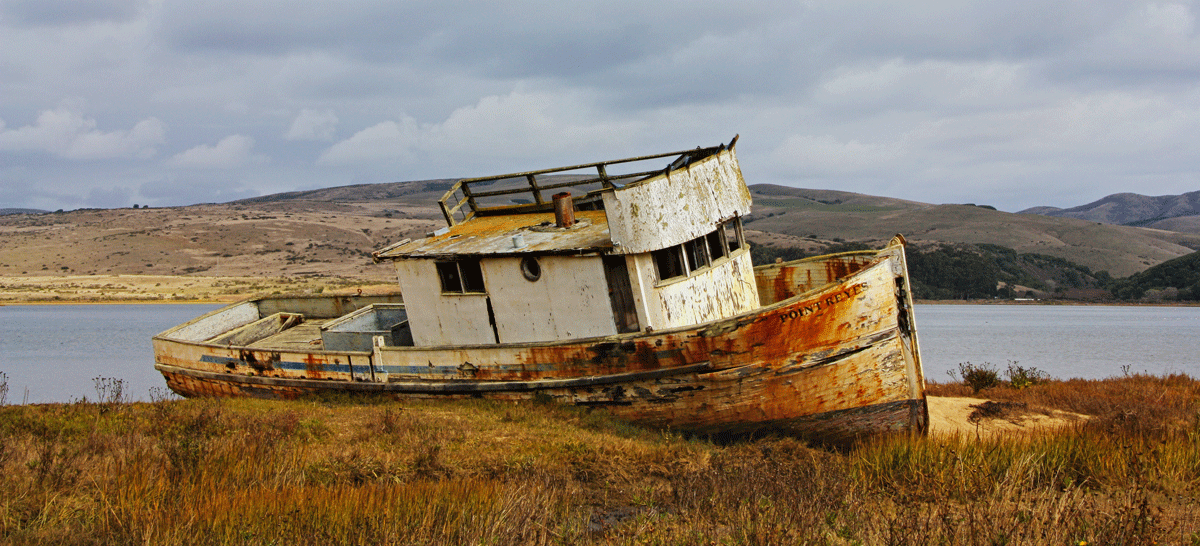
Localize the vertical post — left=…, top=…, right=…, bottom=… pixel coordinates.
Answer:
left=439, top=200, right=456, bottom=227
left=460, top=183, right=478, bottom=217
left=597, top=164, right=614, bottom=189
left=527, top=174, right=545, bottom=204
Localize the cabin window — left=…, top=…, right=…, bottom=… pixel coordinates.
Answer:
left=436, top=259, right=486, bottom=293
left=684, top=237, right=710, bottom=271
left=706, top=230, right=728, bottom=262
left=652, top=219, right=747, bottom=285
left=723, top=217, right=743, bottom=253
left=651, top=246, right=686, bottom=281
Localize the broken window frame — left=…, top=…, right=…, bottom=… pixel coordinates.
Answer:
left=683, top=236, right=710, bottom=272
left=706, top=229, right=728, bottom=262
left=652, top=218, right=747, bottom=285
left=723, top=216, right=744, bottom=253
left=651, top=245, right=687, bottom=282
left=436, top=258, right=487, bottom=294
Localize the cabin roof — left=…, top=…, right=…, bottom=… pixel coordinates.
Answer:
left=376, top=209, right=612, bottom=259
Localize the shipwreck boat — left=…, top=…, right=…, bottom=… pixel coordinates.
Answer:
left=153, top=137, right=927, bottom=444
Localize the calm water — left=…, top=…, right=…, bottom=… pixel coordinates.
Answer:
left=917, top=304, right=1200, bottom=382
left=0, top=304, right=221, bottom=403
left=0, top=303, right=1197, bottom=403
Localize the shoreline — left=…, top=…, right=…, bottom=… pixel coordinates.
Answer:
left=4, top=274, right=1197, bottom=307
left=0, top=274, right=396, bottom=306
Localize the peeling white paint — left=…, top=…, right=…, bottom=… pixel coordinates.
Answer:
left=162, top=302, right=259, bottom=342
left=603, top=148, right=752, bottom=254
left=628, top=250, right=760, bottom=331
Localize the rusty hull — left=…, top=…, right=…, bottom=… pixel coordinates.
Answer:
left=153, top=238, right=926, bottom=444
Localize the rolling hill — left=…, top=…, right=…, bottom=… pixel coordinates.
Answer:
left=1020, top=190, right=1200, bottom=233
left=5, top=180, right=1200, bottom=301
left=744, top=185, right=1200, bottom=278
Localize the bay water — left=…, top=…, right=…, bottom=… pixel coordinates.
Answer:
left=0, top=304, right=221, bottom=404
left=0, top=303, right=1196, bottom=403
left=917, top=304, right=1200, bottom=382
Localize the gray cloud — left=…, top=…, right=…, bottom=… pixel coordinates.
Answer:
left=285, top=109, right=338, bottom=141
left=0, top=108, right=164, bottom=159
left=2, top=0, right=145, bottom=27
left=1, top=0, right=1199, bottom=213
left=167, top=135, right=265, bottom=169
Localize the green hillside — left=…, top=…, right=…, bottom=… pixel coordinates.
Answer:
left=1110, top=250, right=1200, bottom=300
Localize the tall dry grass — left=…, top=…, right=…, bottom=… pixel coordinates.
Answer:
left=0, top=374, right=1197, bottom=545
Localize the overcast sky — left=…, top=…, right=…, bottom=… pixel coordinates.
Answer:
left=2, top=1, right=1198, bottom=212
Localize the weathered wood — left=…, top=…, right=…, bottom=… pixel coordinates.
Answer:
left=600, top=148, right=753, bottom=254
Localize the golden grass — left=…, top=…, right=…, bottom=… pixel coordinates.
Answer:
left=2, top=375, right=1198, bottom=545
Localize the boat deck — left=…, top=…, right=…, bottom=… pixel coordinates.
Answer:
left=243, top=321, right=325, bottom=352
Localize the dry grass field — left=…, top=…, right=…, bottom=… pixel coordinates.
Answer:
left=0, top=274, right=393, bottom=304
left=0, top=199, right=443, bottom=303
left=0, top=373, right=1197, bottom=545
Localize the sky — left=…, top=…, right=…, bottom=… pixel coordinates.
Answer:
left=2, top=1, right=1199, bottom=213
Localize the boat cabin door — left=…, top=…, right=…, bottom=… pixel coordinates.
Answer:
left=603, top=255, right=640, bottom=333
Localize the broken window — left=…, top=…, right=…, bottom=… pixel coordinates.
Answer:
left=652, top=219, right=745, bottom=284
left=684, top=237, right=710, bottom=272
left=651, top=246, right=686, bottom=282
left=706, top=229, right=727, bottom=262
left=436, top=259, right=486, bottom=294
left=724, top=217, right=743, bottom=253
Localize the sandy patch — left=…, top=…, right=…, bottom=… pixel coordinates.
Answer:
left=927, top=396, right=1088, bottom=438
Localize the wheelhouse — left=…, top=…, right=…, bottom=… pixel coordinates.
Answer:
left=373, top=137, right=760, bottom=346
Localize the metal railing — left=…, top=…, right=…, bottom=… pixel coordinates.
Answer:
left=437, top=141, right=731, bottom=226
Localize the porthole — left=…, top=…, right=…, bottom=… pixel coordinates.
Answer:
left=520, top=256, right=542, bottom=282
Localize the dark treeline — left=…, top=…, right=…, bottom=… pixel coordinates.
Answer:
left=907, top=243, right=1112, bottom=300
left=1110, top=250, right=1200, bottom=301
left=752, top=242, right=1113, bottom=300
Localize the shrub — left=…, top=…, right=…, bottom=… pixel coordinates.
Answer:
left=1005, top=362, right=1047, bottom=389
left=950, top=361, right=1001, bottom=393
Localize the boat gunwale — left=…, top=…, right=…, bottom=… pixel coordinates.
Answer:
left=154, top=360, right=716, bottom=393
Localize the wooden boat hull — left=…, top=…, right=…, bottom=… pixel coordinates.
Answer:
left=153, top=238, right=926, bottom=444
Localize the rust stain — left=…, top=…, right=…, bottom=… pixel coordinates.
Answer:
left=824, top=258, right=857, bottom=285
left=303, top=354, right=329, bottom=379
left=237, top=349, right=279, bottom=373
left=381, top=210, right=611, bottom=258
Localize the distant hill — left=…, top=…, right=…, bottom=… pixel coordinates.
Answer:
left=743, top=186, right=1200, bottom=278
left=0, top=208, right=47, bottom=216
left=1020, top=190, right=1200, bottom=232
left=7, top=179, right=1200, bottom=293
left=1019, top=206, right=1062, bottom=215
left=233, top=179, right=458, bottom=205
